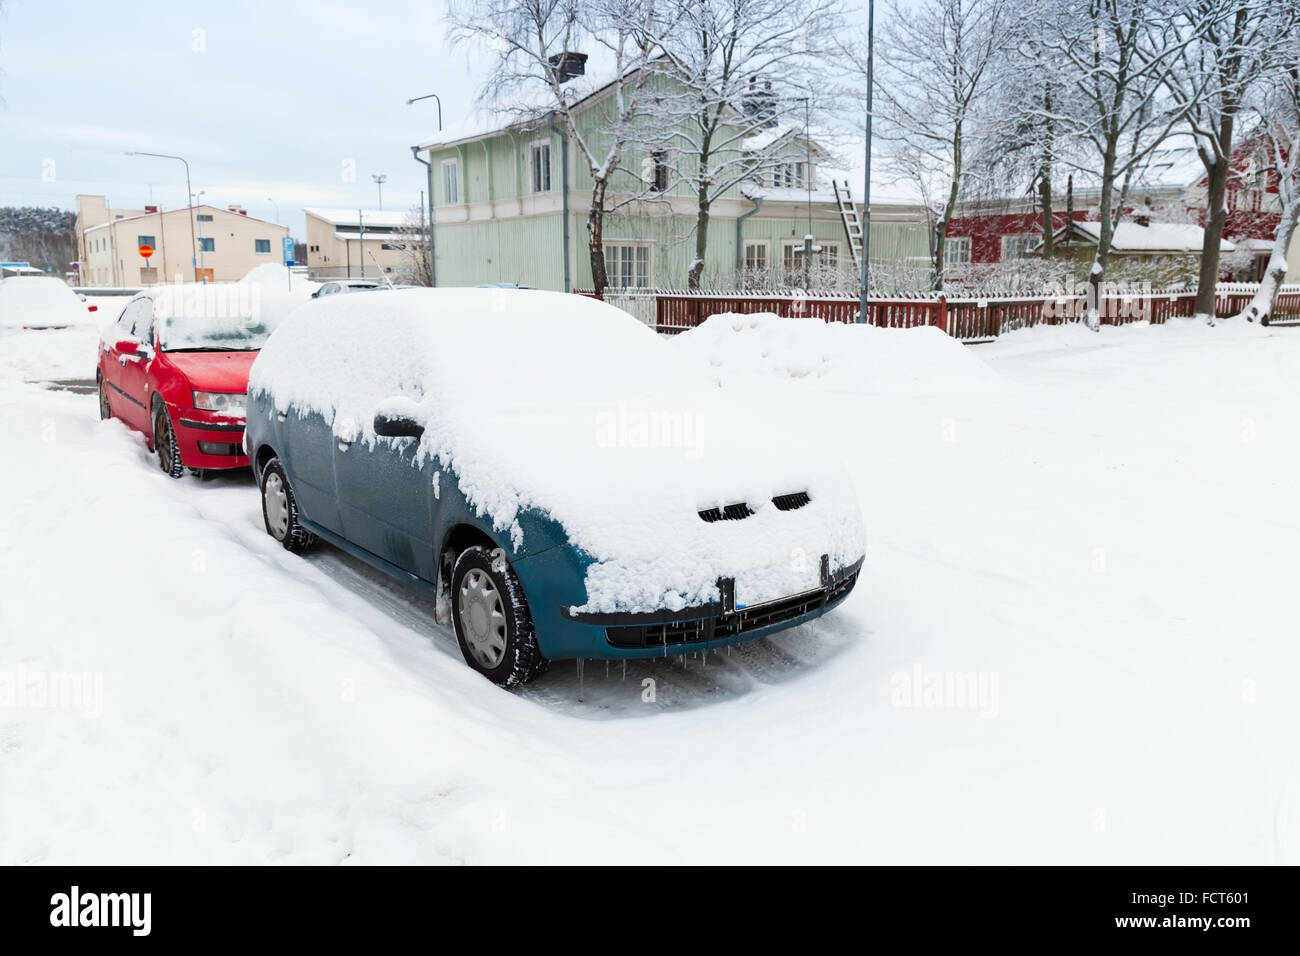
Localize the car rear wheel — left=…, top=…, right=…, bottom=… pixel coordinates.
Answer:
left=260, top=457, right=316, bottom=553
left=451, top=545, right=546, bottom=687
left=153, top=404, right=185, bottom=479
left=97, top=374, right=110, bottom=420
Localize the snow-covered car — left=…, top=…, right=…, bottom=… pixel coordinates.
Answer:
left=311, top=279, right=382, bottom=298
left=97, top=290, right=269, bottom=476
left=246, top=289, right=866, bottom=685
left=0, top=276, right=98, bottom=330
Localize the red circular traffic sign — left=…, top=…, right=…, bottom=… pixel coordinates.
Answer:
left=138, top=244, right=154, bottom=259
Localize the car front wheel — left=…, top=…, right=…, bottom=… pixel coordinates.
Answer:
left=260, top=457, right=316, bottom=553
left=97, top=374, right=110, bottom=420
left=153, top=404, right=185, bottom=479
left=451, top=545, right=546, bottom=687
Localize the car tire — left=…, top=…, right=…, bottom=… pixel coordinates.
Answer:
left=451, top=545, right=547, bottom=687
left=260, top=457, right=316, bottom=553
left=97, top=373, right=111, bottom=420
left=153, top=403, right=185, bottom=479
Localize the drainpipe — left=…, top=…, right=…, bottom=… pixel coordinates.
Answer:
left=736, top=197, right=763, bottom=274
left=410, top=145, right=435, bottom=286
left=550, top=113, right=571, bottom=292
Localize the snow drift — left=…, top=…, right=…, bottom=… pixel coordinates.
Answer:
left=669, top=312, right=1003, bottom=394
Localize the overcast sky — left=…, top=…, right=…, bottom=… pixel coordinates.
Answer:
left=1, top=0, right=872, bottom=238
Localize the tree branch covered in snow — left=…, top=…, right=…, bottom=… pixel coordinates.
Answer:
left=447, top=0, right=677, bottom=294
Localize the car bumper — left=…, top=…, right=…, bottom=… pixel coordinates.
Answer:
left=174, top=412, right=249, bottom=470
left=547, top=555, right=863, bottom=660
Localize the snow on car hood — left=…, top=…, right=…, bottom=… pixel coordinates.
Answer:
left=249, top=289, right=866, bottom=613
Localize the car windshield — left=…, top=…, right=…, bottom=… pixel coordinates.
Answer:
left=158, top=313, right=271, bottom=352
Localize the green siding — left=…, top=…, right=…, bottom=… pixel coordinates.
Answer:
left=434, top=214, right=566, bottom=289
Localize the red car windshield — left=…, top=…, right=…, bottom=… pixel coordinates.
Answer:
left=158, top=313, right=271, bottom=352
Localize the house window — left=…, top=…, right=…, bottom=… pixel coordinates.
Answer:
left=531, top=142, right=551, bottom=192
left=1000, top=234, right=1035, bottom=260
left=944, top=236, right=971, bottom=264
left=255, top=239, right=271, bottom=254
left=603, top=243, right=652, bottom=289
left=198, top=237, right=215, bottom=252
left=442, top=159, right=459, bottom=204
left=743, top=242, right=768, bottom=271
left=197, top=214, right=214, bottom=222
left=137, top=235, right=155, bottom=249
left=773, top=162, right=807, bottom=189
left=821, top=241, right=840, bottom=267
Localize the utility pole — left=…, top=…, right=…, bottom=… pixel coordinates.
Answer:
left=857, top=0, right=874, bottom=323
left=358, top=208, right=365, bottom=279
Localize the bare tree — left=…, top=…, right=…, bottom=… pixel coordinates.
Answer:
left=1236, top=46, right=1300, bottom=323
left=388, top=204, right=433, bottom=286
left=1032, top=0, right=1206, bottom=327
left=866, top=0, right=1017, bottom=291
left=652, top=0, right=847, bottom=288
left=447, top=0, right=674, bottom=296
left=1163, top=0, right=1297, bottom=322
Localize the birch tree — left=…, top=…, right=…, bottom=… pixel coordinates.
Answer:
left=868, top=0, right=1017, bottom=291
left=1162, top=0, right=1297, bottom=322
left=653, top=0, right=847, bottom=288
left=1236, top=48, right=1300, bottom=324
left=447, top=0, right=672, bottom=295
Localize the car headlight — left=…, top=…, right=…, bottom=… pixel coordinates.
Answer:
left=192, top=390, right=246, bottom=416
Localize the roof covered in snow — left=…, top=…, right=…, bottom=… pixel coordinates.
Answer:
left=303, top=207, right=409, bottom=229
left=1046, top=220, right=1234, bottom=253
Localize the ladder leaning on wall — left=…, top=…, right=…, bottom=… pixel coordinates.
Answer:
left=832, top=179, right=864, bottom=272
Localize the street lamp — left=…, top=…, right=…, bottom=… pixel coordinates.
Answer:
left=858, top=0, right=875, bottom=324
left=266, top=196, right=280, bottom=223
left=407, top=92, right=443, bottom=287
left=192, top=190, right=207, bottom=276
left=371, top=174, right=387, bottom=210
left=126, top=150, right=197, bottom=282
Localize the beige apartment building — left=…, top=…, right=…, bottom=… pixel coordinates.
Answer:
left=303, top=207, right=411, bottom=279
left=76, top=195, right=289, bottom=286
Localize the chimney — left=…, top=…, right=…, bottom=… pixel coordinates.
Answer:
left=743, top=75, right=777, bottom=129
left=548, top=51, right=588, bottom=84
left=144, top=204, right=159, bottom=214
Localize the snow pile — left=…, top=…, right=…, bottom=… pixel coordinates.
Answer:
left=0, top=276, right=90, bottom=329
left=669, top=312, right=1004, bottom=394
left=252, top=289, right=866, bottom=613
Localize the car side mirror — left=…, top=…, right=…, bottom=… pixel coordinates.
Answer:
left=374, top=413, right=424, bottom=439
left=114, top=339, right=140, bottom=355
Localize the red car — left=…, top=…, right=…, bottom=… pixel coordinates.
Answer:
left=97, top=291, right=268, bottom=477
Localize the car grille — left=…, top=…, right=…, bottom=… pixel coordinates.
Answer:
left=698, top=502, right=754, bottom=523
left=772, top=491, right=811, bottom=511
left=605, top=567, right=860, bottom=650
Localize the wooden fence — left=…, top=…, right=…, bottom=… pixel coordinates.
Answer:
left=576, top=286, right=1300, bottom=341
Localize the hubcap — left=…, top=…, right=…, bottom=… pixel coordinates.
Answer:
left=264, top=472, right=289, bottom=539
left=459, top=568, right=507, bottom=669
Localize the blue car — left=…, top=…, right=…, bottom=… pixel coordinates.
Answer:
left=246, top=289, right=865, bottom=686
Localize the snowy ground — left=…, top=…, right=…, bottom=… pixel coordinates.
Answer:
left=1, top=310, right=1297, bottom=864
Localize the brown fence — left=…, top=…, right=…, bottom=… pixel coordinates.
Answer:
left=588, top=287, right=1300, bottom=341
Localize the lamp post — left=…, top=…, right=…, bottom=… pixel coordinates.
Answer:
left=126, top=150, right=197, bottom=282
left=857, top=0, right=875, bottom=324
left=266, top=196, right=280, bottom=223
left=192, top=190, right=207, bottom=278
left=371, top=174, right=387, bottom=210
left=407, top=92, right=443, bottom=287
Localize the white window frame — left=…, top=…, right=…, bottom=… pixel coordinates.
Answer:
left=944, top=236, right=971, bottom=265
left=1000, top=234, right=1035, bottom=261
left=530, top=140, right=552, bottom=193
left=441, top=158, right=459, bottom=204
left=603, top=241, right=653, bottom=289
left=820, top=240, right=840, bottom=267
left=743, top=240, right=769, bottom=271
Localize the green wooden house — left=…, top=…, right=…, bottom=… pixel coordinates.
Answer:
left=414, top=70, right=929, bottom=292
